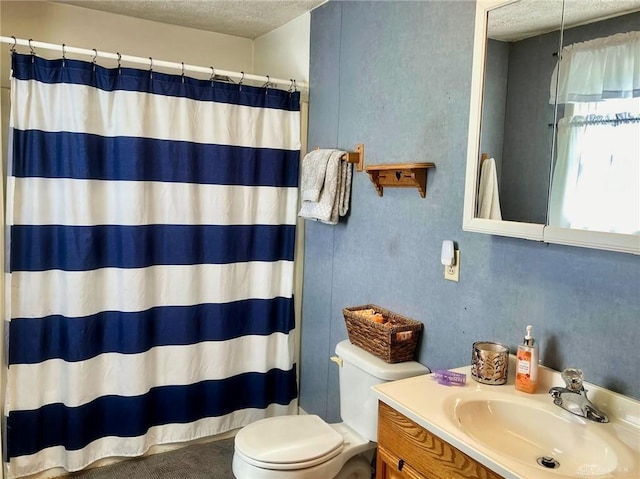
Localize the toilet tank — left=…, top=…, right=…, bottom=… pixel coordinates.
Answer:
left=334, top=340, right=429, bottom=442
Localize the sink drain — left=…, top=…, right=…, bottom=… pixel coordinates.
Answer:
left=537, top=456, right=560, bottom=469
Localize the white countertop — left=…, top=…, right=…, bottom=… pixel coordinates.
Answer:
left=373, top=358, right=640, bottom=479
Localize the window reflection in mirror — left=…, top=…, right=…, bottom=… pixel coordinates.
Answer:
left=549, top=25, right=639, bottom=235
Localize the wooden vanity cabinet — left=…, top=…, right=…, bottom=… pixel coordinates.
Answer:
left=376, top=401, right=504, bottom=479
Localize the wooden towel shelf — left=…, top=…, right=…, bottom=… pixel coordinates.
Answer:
left=364, top=162, right=435, bottom=198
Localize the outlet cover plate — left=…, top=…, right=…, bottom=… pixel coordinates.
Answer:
left=444, top=250, right=460, bottom=282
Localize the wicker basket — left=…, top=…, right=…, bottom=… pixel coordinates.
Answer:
left=342, top=304, right=423, bottom=363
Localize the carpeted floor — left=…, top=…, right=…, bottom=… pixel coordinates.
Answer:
left=54, top=439, right=236, bottom=479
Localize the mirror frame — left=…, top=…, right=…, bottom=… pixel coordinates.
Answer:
left=463, top=0, right=640, bottom=254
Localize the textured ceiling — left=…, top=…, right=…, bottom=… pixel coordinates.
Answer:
left=54, top=0, right=326, bottom=39
left=54, top=0, right=640, bottom=42
left=489, top=0, right=640, bottom=42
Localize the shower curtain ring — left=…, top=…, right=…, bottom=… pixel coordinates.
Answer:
left=29, top=39, right=35, bottom=62
left=239, top=71, right=244, bottom=91
left=116, top=52, right=121, bottom=73
left=92, top=48, right=97, bottom=66
left=149, top=57, right=153, bottom=80
left=209, top=66, right=215, bottom=86
left=62, top=43, right=66, bottom=66
left=10, top=36, right=16, bottom=53
left=181, top=62, right=185, bottom=82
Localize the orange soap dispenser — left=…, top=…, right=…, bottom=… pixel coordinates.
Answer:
left=515, top=325, right=538, bottom=393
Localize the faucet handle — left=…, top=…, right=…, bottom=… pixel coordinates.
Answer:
left=561, top=368, right=584, bottom=392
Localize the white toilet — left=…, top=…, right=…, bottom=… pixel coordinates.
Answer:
left=232, top=339, right=429, bottom=479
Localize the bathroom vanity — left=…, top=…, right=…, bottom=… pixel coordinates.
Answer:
left=373, top=362, right=640, bottom=479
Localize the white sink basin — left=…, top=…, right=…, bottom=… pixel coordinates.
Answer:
left=451, top=397, right=635, bottom=477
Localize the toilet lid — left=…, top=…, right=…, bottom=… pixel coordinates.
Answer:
left=235, top=415, right=344, bottom=470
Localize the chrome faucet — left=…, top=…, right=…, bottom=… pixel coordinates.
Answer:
left=549, top=368, right=609, bottom=423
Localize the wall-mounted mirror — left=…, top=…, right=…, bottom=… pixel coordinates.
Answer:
left=464, top=0, right=640, bottom=254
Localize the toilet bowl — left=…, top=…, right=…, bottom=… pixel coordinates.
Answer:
left=232, top=340, right=429, bottom=479
left=232, top=417, right=374, bottom=479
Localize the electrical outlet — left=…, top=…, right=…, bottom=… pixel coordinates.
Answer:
left=444, top=250, right=460, bottom=282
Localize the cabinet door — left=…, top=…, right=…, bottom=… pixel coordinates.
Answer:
left=377, top=445, right=426, bottom=479
left=377, top=401, right=504, bottom=479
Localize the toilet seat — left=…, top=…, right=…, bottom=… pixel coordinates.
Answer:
left=234, top=415, right=344, bottom=471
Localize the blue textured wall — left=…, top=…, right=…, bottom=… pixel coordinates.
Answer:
left=301, top=0, right=640, bottom=423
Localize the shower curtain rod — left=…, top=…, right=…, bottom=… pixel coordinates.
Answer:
left=0, top=35, right=309, bottom=91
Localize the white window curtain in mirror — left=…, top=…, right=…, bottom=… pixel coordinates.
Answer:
left=550, top=31, right=640, bottom=103
left=548, top=109, right=640, bottom=234
left=6, top=53, right=300, bottom=478
left=548, top=31, right=640, bottom=235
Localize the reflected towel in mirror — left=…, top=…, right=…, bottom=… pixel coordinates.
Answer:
left=478, top=157, right=502, bottom=220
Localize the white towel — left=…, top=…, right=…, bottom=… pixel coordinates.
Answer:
left=477, top=157, right=502, bottom=220
left=300, top=149, right=335, bottom=202
left=298, top=149, right=352, bottom=225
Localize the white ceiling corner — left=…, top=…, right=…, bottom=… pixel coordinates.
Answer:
left=53, top=0, right=326, bottom=39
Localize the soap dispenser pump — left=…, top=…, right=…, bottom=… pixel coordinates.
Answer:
left=515, top=325, right=538, bottom=393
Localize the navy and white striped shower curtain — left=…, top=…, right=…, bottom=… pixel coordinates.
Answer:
left=5, top=53, right=300, bottom=478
